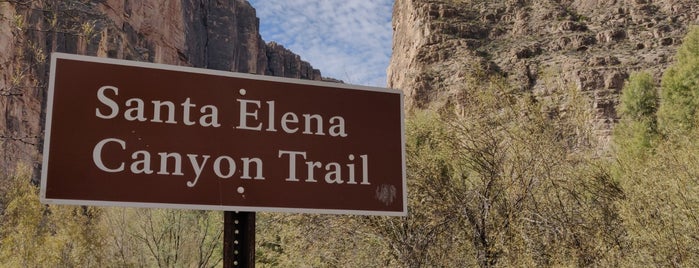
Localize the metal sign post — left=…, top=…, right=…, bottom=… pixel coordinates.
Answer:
left=224, top=211, right=256, bottom=268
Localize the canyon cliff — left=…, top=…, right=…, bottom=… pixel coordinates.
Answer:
left=0, top=0, right=326, bottom=180
left=389, top=0, right=699, bottom=146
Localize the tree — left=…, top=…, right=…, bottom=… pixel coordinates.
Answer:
left=614, top=27, right=699, bottom=266
left=101, top=208, right=223, bottom=268
left=0, top=165, right=223, bottom=267
left=257, top=71, right=626, bottom=267
left=614, top=72, right=658, bottom=156
left=658, top=26, right=699, bottom=133
left=0, top=165, right=108, bottom=267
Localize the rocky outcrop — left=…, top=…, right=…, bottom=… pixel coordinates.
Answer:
left=0, top=0, right=324, bottom=180
left=388, top=0, right=699, bottom=146
left=266, top=42, right=323, bottom=80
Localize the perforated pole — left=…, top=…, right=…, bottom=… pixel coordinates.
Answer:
left=224, top=211, right=256, bottom=268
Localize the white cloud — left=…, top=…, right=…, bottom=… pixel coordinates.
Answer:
left=248, top=0, right=393, bottom=87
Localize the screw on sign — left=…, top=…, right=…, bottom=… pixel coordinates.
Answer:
left=41, top=53, right=406, bottom=267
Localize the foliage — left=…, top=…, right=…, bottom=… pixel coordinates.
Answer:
left=615, top=133, right=699, bottom=266
left=614, top=72, right=658, bottom=156
left=0, top=165, right=223, bottom=267
left=0, top=165, right=107, bottom=267
left=256, top=213, right=393, bottom=267
left=614, top=26, right=699, bottom=267
left=101, top=208, right=222, bottom=268
left=430, top=73, right=623, bottom=267
left=256, top=71, right=624, bottom=267
left=619, top=72, right=659, bottom=121
left=657, top=26, right=699, bottom=132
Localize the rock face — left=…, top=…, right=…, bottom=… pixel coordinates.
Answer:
left=388, top=0, right=699, bottom=145
left=0, top=0, right=325, bottom=180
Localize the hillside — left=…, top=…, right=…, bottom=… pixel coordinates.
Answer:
left=389, top=0, right=698, bottom=146
left=0, top=0, right=326, bottom=180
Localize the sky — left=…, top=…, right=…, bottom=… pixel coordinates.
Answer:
left=248, top=0, right=393, bottom=87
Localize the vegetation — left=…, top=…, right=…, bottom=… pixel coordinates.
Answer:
left=254, top=26, right=699, bottom=267
left=254, top=63, right=624, bottom=267
left=0, top=166, right=223, bottom=267
left=613, top=26, right=699, bottom=267
left=2, top=4, right=699, bottom=266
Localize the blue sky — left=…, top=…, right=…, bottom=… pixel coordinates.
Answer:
left=248, top=0, right=393, bottom=87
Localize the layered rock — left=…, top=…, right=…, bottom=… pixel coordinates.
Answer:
left=0, top=0, right=324, bottom=180
left=388, top=0, right=699, bottom=146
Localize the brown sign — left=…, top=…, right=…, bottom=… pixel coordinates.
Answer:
left=40, top=53, right=405, bottom=216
